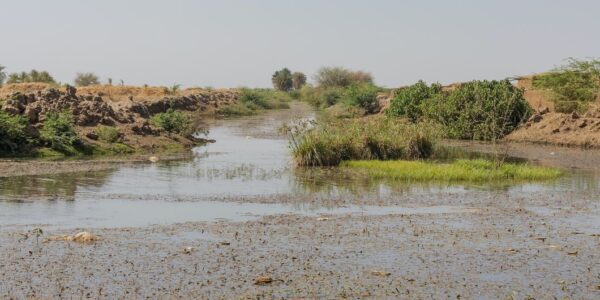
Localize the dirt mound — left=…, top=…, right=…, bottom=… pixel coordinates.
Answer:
left=0, top=85, right=240, bottom=151
left=506, top=105, right=600, bottom=147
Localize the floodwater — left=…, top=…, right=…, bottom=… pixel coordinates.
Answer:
left=1, top=102, right=599, bottom=230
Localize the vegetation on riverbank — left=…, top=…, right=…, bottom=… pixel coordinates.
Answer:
left=532, top=58, right=600, bottom=113
left=217, top=88, right=291, bottom=116
left=343, top=159, right=562, bottom=182
left=289, top=117, right=439, bottom=166
left=386, top=80, right=532, bottom=141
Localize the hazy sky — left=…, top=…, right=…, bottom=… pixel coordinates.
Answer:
left=1, top=0, right=599, bottom=88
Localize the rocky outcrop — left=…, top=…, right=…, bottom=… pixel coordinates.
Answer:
left=0, top=86, right=239, bottom=137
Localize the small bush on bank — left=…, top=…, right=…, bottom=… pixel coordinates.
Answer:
left=39, top=110, right=80, bottom=154
left=95, top=126, right=121, bottom=143
left=533, top=58, right=600, bottom=103
left=289, top=118, right=439, bottom=166
left=0, top=111, right=29, bottom=154
left=386, top=80, right=531, bottom=141
left=386, top=81, right=442, bottom=121
left=150, top=109, right=191, bottom=134
left=424, top=80, right=531, bottom=140
left=343, top=84, right=380, bottom=114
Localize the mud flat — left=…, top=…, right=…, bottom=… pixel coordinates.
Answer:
left=0, top=197, right=599, bottom=299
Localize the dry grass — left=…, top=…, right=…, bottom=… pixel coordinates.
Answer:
left=0, top=83, right=54, bottom=98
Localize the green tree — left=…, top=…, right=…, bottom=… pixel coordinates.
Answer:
left=5, top=70, right=55, bottom=84
left=314, top=67, right=373, bottom=88
left=74, top=72, right=100, bottom=87
left=271, top=68, right=293, bottom=91
left=292, top=72, right=307, bottom=90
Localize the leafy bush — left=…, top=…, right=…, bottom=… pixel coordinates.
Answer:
left=74, top=72, right=100, bottom=87
left=298, top=86, right=342, bottom=108
left=424, top=80, right=531, bottom=140
left=343, top=84, right=380, bottom=114
left=533, top=58, right=600, bottom=103
left=39, top=111, right=80, bottom=154
left=219, top=88, right=291, bottom=116
left=0, top=111, right=29, bottom=154
left=386, top=81, right=442, bottom=121
left=289, top=118, right=439, bottom=166
left=150, top=109, right=191, bottom=134
left=387, top=80, right=531, bottom=141
left=314, top=67, right=373, bottom=88
left=95, top=126, right=121, bottom=143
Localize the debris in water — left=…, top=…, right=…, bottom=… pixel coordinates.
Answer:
left=254, top=276, right=273, bottom=285
left=149, top=156, right=160, bottom=162
left=45, top=232, right=100, bottom=243
left=371, top=270, right=391, bottom=277
left=183, top=247, right=194, bottom=254
left=567, top=251, right=578, bottom=256
left=316, top=217, right=330, bottom=221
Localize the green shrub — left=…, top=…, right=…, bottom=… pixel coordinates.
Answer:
left=343, top=84, right=380, bottom=113
left=290, top=118, right=439, bottom=166
left=0, top=111, right=29, bottom=154
left=298, top=86, right=344, bottom=108
left=39, top=111, right=80, bottom=154
left=7, top=70, right=56, bottom=84
left=533, top=58, right=600, bottom=103
left=386, top=81, right=442, bottom=121
left=95, top=126, right=121, bottom=143
left=150, top=109, right=191, bottom=134
left=424, top=80, right=531, bottom=140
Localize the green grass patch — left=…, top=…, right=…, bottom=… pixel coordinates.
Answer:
left=342, top=159, right=562, bottom=182
left=289, top=117, right=440, bottom=166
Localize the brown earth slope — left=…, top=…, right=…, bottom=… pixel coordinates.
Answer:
left=0, top=84, right=239, bottom=153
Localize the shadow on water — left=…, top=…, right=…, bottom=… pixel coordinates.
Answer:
left=1, top=102, right=599, bottom=229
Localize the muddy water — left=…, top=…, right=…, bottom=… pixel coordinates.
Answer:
left=1, top=102, right=600, bottom=230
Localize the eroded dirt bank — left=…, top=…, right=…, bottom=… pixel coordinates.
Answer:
left=0, top=83, right=238, bottom=154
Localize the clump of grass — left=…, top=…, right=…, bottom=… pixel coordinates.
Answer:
left=289, top=117, right=439, bottom=166
left=150, top=109, right=191, bottom=134
left=342, top=159, right=562, bottom=182
left=95, top=126, right=121, bottom=143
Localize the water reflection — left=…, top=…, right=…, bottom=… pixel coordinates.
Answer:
left=0, top=170, right=114, bottom=201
